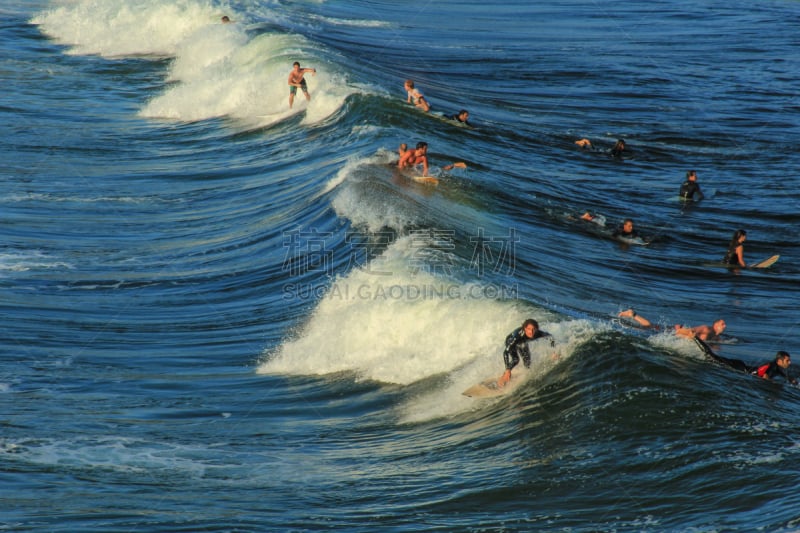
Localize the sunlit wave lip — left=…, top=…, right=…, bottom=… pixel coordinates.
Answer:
left=33, top=0, right=359, bottom=125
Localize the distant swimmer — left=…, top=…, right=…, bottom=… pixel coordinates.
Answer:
left=574, top=138, right=627, bottom=158
left=695, top=337, right=796, bottom=385
left=612, top=218, right=639, bottom=239
left=404, top=79, right=431, bottom=112
left=723, top=229, right=747, bottom=268
left=679, top=170, right=704, bottom=201
left=498, top=318, right=554, bottom=388
left=288, top=61, right=317, bottom=108
left=618, top=309, right=727, bottom=342
left=221, top=15, right=232, bottom=23
left=398, top=141, right=429, bottom=176
left=610, top=139, right=627, bottom=159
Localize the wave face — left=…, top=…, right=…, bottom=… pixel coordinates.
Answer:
left=3, top=0, right=800, bottom=530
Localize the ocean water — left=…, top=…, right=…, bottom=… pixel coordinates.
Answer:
left=3, top=0, right=800, bottom=530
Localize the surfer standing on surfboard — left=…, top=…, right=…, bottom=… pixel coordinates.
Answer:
left=498, top=319, right=553, bottom=388
left=288, top=61, right=316, bottom=109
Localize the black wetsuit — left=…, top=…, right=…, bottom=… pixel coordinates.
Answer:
left=503, top=327, right=552, bottom=370
left=679, top=180, right=704, bottom=201
left=694, top=338, right=793, bottom=383
left=612, top=226, right=639, bottom=239
left=448, top=114, right=471, bottom=127
left=723, top=242, right=742, bottom=265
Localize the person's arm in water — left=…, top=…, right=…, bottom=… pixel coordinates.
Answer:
left=618, top=309, right=653, bottom=328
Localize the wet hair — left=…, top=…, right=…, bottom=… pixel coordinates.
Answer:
left=293, top=61, right=300, bottom=67
left=729, top=229, right=747, bottom=245
left=777, top=351, right=791, bottom=361
left=522, top=318, right=539, bottom=330
left=415, top=141, right=427, bottom=150
left=405, top=79, right=415, bottom=88
left=687, top=170, right=696, bottom=179
left=458, top=109, right=468, bottom=115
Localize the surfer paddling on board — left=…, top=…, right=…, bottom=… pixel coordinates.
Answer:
left=498, top=319, right=554, bottom=388
left=449, top=109, right=471, bottom=126
left=288, top=61, right=316, bottom=108
left=574, top=138, right=628, bottom=159
left=397, top=142, right=467, bottom=178
left=404, top=79, right=431, bottom=112
left=618, top=310, right=726, bottom=342
left=612, top=218, right=639, bottom=240
left=398, top=141, right=429, bottom=176
left=694, top=338, right=796, bottom=385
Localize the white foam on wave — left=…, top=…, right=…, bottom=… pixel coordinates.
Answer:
left=0, top=251, right=73, bottom=274
left=398, top=318, right=609, bottom=424
left=31, top=0, right=223, bottom=57
left=32, top=0, right=358, bottom=125
left=260, top=235, right=541, bottom=385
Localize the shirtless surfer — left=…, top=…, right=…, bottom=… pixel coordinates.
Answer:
left=288, top=62, right=316, bottom=108
left=398, top=141, right=429, bottom=176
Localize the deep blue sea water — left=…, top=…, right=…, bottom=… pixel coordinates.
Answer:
left=3, top=0, right=800, bottom=530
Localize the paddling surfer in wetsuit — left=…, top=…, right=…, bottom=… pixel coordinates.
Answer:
left=694, top=337, right=796, bottom=384
left=498, top=318, right=553, bottom=387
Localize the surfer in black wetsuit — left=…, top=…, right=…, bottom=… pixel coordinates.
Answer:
left=610, top=139, right=626, bottom=158
left=498, top=318, right=553, bottom=387
left=679, top=170, right=704, bottom=201
left=612, top=218, right=639, bottom=239
left=449, top=109, right=471, bottom=126
left=723, top=229, right=747, bottom=267
left=694, top=337, right=796, bottom=384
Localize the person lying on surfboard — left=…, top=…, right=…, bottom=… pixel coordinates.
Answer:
left=618, top=309, right=726, bottom=342
left=612, top=218, right=640, bottom=240
left=574, top=138, right=628, bottom=159
left=404, top=79, right=431, bottom=112
left=694, top=337, right=796, bottom=385
left=398, top=141, right=429, bottom=176
left=448, top=109, right=471, bottom=127
left=498, top=318, right=554, bottom=388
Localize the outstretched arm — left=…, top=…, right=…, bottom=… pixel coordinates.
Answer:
left=619, top=309, right=652, bottom=328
